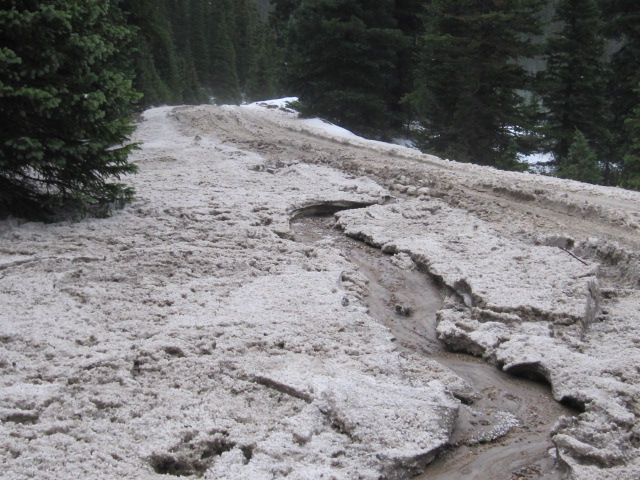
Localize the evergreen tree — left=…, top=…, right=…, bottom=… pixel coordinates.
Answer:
left=233, top=0, right=260, bottom=92
left=122, top=0, right=208, bottom=107
left=391, top=0, right=425, bottom=131
left=166, top=0, right=208, bottom=104
left=270, top=0, right=302, bottom=47
left=556, top=130, right=603, bottom=184
left=246, top=20, right=281, bottom=101
left=410, top=0, right=545, bottom=167
left=209, top=0, right=242, bottom=104
left=177, top=54, right=208, bottom=104
left=601, top=0, right=640, bottom=185
left=269, top=0, right=301, bottom=95
left=167, top=0, right=192, bottom=60
left=285, top=0, right=406, bottom=137
left=539, top=0, right=611, bottom=169
left=121, top=0, right=282, bottom=106
left=622, top=82, right=640, bottom=189
left=256, top=0, right=272, bottom=17
left=122, top=0, right=184, bottom=107
left=132, top=45, right=174, bottom=107
left=0, top=0, right=140, bottom=218
left=189, top=0, right=210, bottom=84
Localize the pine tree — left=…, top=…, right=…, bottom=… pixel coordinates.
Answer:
left=122, top=0, right=184, bottom=107
left=167, top=0, right=209, bottom=104
left=556, top=130, right=603, bottom=184
left=246, top=20, right=281, bottom=101
left=233, top=0, right=260, bottom=92
left=256, top=0, right=272, bottom=17
left=0, top=0, right=141, bottom=218
left=622, top=82, right=640, bottom=189
left=601, top=0, right=640, bottom=185
left=539, top=0, right=611, bottom=168
left=270, top=0, right=302, bottom=46
left=190, top=0, right=210, bottom=84
left=269, top=0, right=302, bottom=95
left=410, top=0, right=545, bottom=167
left=209, top=0, right=241, bottom=104
left=391, top=0, right=424, bottom=131
left=284, top=0, right=406, bottom=137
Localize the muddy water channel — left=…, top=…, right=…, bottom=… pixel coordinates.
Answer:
left=291, top=213, right=574, bottom=480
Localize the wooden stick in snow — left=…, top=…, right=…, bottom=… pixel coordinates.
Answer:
left=559, top=247, right=588, bottom=266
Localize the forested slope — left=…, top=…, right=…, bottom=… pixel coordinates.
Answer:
left=119, top=0, right=640, bottom=191
left=2, top=0, right=639, bottom=220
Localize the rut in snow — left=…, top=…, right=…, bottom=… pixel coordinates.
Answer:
left=291, top=206, right=574, bottom=480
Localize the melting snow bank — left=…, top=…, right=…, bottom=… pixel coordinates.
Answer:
left=0, top=107, right=461, bottom=479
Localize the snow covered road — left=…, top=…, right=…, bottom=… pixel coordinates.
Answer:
left=1, top=102, right=639, bottom=479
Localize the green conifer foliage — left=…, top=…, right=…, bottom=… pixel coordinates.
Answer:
left=246, top=20, right=281, bottom=101
left=622, top=83, right=640, bottom=189
left=268, top=0, right=301, bottom=95
left=270, top=0, right=302, bottom=45
left=166, top=0, right=208, bottom=104
left=209, top=0, right=242, bottom=104
left=190, top=0, right=210, bottom=83
left=601, top=0, right=640, bottom=185
left=540, top=0, right=611, bottom=166
left=0, top=0, right=140, bottom=218
left=392, top=0, right=424, bottom=131
left=410, top=0, right=545, bottom=167
left=233, top=0, right=260, bottom=92
left=122, top=0, right=184, bottom=107
left=285, top=0, right=406, bottom=137
left=556, top=130, right=603, bottom=184
left=257, top=0, right=272, bottom=17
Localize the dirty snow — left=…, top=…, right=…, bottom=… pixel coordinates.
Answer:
left=2, top=100, right=640, bottom=479
left=0, top=106, right=457, bottom=480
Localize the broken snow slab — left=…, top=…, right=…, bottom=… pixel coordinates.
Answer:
left=246, top=360, right=458, bottom=478
left=336, top=198, right=598, bottom=326
left=336, top=198, right=640, bottom=478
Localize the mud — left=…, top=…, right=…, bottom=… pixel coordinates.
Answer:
left=292, top=213, right=573, bottom=480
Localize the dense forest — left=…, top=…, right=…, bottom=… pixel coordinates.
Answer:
left=1, top=0, right=639, bottom=219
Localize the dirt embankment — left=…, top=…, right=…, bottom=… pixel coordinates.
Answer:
left=1, top=102, right=639, bottom=480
